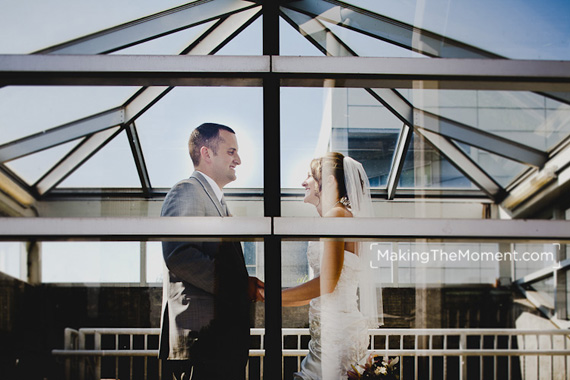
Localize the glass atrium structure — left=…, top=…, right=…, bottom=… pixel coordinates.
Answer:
left=0, top=1, right=569, bottom=379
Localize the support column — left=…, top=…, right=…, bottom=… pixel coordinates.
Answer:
left=553, top=209, right=567, bottom=320
left=262, top=1, right=282, bottom=378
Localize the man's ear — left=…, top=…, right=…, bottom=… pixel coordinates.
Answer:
left=200, top=146, right=211, bottom=164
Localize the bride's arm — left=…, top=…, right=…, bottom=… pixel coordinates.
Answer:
left=282, top=208, right=348, bottom=307
left=282, top=278, right=320, bottom=306
left=320, top=207, right=348, bottom=295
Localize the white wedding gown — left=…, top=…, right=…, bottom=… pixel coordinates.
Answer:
left=294, top=242, right=369, bottom=380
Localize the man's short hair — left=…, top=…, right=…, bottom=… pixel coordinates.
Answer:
left=188, top=123, right=235, bottom=166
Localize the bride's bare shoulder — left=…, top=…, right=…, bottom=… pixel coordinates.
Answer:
left=324, top=206, right=353, bottom=218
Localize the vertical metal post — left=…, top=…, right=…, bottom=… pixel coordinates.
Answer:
left=553, top=209, right=567, bottom=320
left=263, top=1, right=282, bottom=379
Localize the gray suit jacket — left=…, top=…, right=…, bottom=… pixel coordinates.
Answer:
left=159, top=171, right=250, bottom=362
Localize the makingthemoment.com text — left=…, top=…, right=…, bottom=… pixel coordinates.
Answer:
left=373, top=248, right=554, bottom=265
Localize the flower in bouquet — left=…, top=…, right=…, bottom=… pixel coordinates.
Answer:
left=347, top=354, right=399, bottom=379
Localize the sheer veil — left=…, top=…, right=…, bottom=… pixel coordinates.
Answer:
left=343, top=156, right=383, bottom=328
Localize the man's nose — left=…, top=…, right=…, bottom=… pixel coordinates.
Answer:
left=234, top=153, right=241, bottom=165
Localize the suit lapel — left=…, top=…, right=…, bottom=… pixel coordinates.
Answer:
left=191, top=171, right=246, bottom=267
left=191, top=171, right=225, bottom=216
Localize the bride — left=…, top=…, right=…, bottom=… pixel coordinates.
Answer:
left=282, top=152, right=382, bottom=379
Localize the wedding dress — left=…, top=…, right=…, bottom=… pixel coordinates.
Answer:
left=294, top=241, right=370, bottom=380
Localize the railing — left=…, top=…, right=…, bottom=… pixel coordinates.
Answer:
left=53, top=328, right=570, bottom=380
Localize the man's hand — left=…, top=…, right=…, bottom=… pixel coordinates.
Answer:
left=248, top=277, right=265, bottom=302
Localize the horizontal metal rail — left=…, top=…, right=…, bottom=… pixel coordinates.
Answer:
left=1, top=217, right=569, bottom=240
left=54, top=327, right=570, bottom=380
left=1, top=55, right=570, bottom=91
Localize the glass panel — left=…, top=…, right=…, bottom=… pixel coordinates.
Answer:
left=345, top=0, right=570, bottom=60
left=0, top=0, right=191, bottom=54
left=42, top=241, right=141, bottom=283
left=280, top=16, right=325, bottom=56
left=57, top=131, right=140, bottom=188
left=4, top=140, right=81, bottom=186
left=400, top=89, right=570, bottom=152
left=112, top=21, right=217, bottom=55
left=0, top=86, right=135, bottom=145
left=136, top=87, right=263, bottom=189
left=321, top=19, right=426, bottom=58
left=454, top=142, right=529, bottom=188
left=399, top=132, right=475, bottom=189
left=216, top=16, right=262, bottom=56
left=0, top=242, right=24, bottom=280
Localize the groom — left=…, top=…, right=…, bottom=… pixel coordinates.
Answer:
left=159, top=123, right=264, bottom=380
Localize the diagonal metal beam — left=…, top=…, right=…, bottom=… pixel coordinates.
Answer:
left=34, top=0, right=258, bottom=55
left=35, top=127, right=122, bottom=195
left=416, top=127, right=504, bottom=199
left=0, top=108, right=125, bottom=163
left=283, top=0, right=500, bottom=59
left=386, top=124, right=413, bottom=199
left=125, top=123, right=151, bottom=195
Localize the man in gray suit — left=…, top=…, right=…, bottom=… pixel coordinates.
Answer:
left=159, top=123, right=264, bottom=380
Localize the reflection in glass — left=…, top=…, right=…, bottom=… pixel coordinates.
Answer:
left=401, top=89, right=570, bottom=152
left=513, top=243, right=557, bottom=280
left=399, top=133, right=473, bottom=188
left=344, top=0, right=570, bottom=60
left=455, top=142, right=528, bottom=188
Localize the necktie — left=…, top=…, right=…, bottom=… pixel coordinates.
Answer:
left=220, top=196, right=230, bottom=216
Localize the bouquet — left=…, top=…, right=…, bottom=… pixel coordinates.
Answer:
left=347, top=354, right=399, bottom=379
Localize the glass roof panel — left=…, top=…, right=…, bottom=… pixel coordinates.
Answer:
left=320, top=20, right=426, bottom=58
left=399, top=132, right=475, bottom=189
left=280, top=17, right=326, bottom=56
left=215, top=16, right=262, bottom=56
left=57, top=130, right=140, bottom=188
left=454, top=142, right=528, bottom=188
left=0, top=0, right=190, bottom=54
left=0, top=86, right=136, bottom=144
left=135, top=87, right=263, bottom=189
left=400, top=89, right=570, bottom=152
left=345, top=0, right=570, bottom=59
left=112, top=21, right=217, bottom=55
left=4, top=140, right=81, bottom=186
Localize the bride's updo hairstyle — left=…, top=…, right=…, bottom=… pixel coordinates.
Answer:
left=310, top=152, right=349, bottom=206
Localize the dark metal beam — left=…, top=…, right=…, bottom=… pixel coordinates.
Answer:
left=263, top=1, right=282, bottom=378
left=125, top=123, right=151, bottom=195
left=34, top=0, right=259, bottom=54
left=2, top=55, right=569, bottom=91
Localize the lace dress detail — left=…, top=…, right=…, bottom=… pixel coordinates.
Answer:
left=294, top=242, right=369, bottom=380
